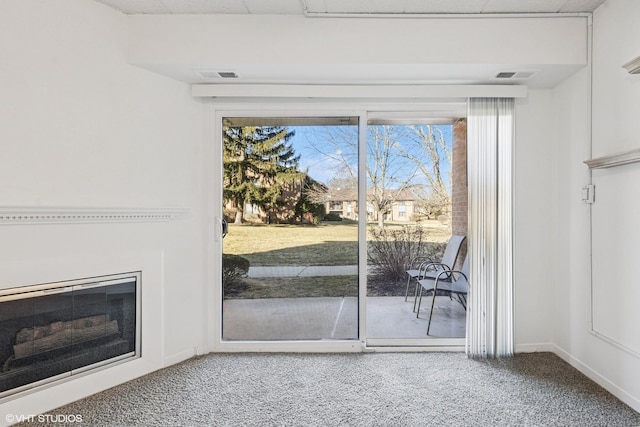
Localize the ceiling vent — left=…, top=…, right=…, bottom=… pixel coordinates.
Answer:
left=217, top=71, right=239, bottom=78
left=495, top=71, right=536, bottom=79
left=194, top=70, right=239, bottom=79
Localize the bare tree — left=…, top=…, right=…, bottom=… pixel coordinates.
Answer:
left=397, top=125, right=452, bottom=218
left=366, top=125, right=419, bottom=227
left=303, top=125, right=419, bottom=227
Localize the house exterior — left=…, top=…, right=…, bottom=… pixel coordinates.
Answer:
left=2, top=0, right=640, bottom=420
left=325, top=188, right=419, bottom=222
left=227, top=176, right=305, bottom=224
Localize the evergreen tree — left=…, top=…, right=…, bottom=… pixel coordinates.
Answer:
left=223, top=125, right=300, bottom=223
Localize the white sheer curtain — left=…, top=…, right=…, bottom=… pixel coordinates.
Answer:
left=466, top=98, right=514, bottom=358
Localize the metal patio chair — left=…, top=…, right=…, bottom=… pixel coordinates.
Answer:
left=404, top=235, right=466, bottom=309
left=415, top=255, right=469, bottom=335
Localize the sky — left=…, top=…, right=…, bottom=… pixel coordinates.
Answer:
left=288, top=123, right=453, bottom=193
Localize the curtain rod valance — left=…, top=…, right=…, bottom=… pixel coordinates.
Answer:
left=192, top=84, right=527, bottom=99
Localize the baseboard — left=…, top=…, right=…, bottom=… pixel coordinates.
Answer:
left=552, top=344, right=640, bottom=414
left=163, top=348, right=198, bottom=367
left=515, top=342, right=555, bottom=353
left=0, top=358, right=160, bottom=427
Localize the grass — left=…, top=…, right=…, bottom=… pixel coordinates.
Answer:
left=222, top=220, right=452, bottom=299
left=223, top=221, right=359, bottom=266
left=223, top=275, right=411, bottom=299
left=223, top=220, right=450, bottom=267
left=224, top=275, right=358, bottom=299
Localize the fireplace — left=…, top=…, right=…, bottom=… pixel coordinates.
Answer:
left=0, top=272, right=140, bottom=399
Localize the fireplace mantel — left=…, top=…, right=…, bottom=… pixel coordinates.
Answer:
left=0, top=206, right=190, bottom=225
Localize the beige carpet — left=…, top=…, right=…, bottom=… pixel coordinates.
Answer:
left=19, top=352, right=640, bottom=427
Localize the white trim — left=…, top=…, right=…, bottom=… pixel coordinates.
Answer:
left=588, top=329, right=640, bottom=360
left=552, top=344, right=640, bottom=413
left=358, top=110, right=368, bottom=348
left=210, top=341, right=362, bottom=353
left=163, top=348, right=199, bottom=366
left=584, top=147, right=640, bottom=169
left=301, top=10, right=594, bottom=20
left=192, top=84, right=527, bottom=99
left=366, top=338, right=465, bottom=349
left=209, top=108, right=224, bottom=351
left=0, top=206, right=189, bottom=225
left=515, top=342, right=555, bottom=353
left=364, top=345, right=465, bottom=353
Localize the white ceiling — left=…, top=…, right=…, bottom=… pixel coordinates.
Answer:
left=94, top=0, right=605, bottom=88
left=95, top=0, right=606, bottom=15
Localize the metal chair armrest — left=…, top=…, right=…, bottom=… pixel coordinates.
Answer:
left=434, top=270, right=468, bottom=289
left=418, top=262, right=451, bottom=278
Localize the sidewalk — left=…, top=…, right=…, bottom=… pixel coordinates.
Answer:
left=247, top=265, right=358, bottom=278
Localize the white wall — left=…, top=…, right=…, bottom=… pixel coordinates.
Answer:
left=590, top=0, right=640, bottom=357
left=128, top=14, right=587, bottom=65
left=0, top=0, right=205, bottom=421
left=513, top=89, right=556, bottom=350
left=552, top=0, right=640, bottom=412
left=126, top=14, right=588, bottom=85
left=3, top=0, right=632, bottom=420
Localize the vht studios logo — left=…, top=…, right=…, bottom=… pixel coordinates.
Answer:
left=5, top=414, right=83, bottom=424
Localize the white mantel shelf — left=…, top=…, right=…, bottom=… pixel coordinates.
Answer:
left=0, top=206, right=190, bottom=225
left=584, top=148, right=640, bottom=169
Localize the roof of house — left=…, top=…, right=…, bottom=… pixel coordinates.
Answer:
left=325, top=188, right=417, bottom=202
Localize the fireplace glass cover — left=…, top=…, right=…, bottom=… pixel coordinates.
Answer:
left=0, top=273, right=140, bottom=399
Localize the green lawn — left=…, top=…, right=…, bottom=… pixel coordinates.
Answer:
left=223, top=220, right=451, bottom=267
left=224, top=275, right=358, bottom=299
left=223, top=221, right=359, bottom=266
left=222, top=220, right=451, bottom=299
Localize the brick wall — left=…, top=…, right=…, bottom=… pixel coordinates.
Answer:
left=451, top=119, right=468, bottom=268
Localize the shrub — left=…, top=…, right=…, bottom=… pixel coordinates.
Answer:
left=222, top=254, right=250, bottom=286
left=323, top=213, right=343, bottom=221
left=367, top=225, right=446, bottom=281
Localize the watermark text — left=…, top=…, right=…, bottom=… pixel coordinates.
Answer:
left=5, top=414, right=83, bottom=424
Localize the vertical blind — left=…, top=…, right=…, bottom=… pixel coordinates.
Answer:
left=466, top=98, right=515, bottom=358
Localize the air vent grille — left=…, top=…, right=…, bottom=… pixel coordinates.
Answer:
left=194, top=70, right=239, bottom=79
left=495, top=71, right=537, bottom=79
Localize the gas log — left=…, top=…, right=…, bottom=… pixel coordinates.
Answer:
left=13, top=315, right=118, bottom=359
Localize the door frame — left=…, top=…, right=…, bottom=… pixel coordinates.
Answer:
left=204, top=100, right=467, bottom=353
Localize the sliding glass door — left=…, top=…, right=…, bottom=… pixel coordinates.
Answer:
left=215, top=108, right=467, bottom=347
left=364, top=118, right=467, bottom=342
left=221, top=116, right=359, bottom=341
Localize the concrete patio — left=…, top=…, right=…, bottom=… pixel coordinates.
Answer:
left=228, top=264, right=466, bottom=341
left=222, top=295, right=466, bottom=340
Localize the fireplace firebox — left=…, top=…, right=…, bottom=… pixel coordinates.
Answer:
left=0, top=272, right=140, bottom=399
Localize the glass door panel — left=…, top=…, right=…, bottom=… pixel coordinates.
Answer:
left=221, top=116, right=359, bottom=341
left=365, top=120, right=466, bottom=340
left=0, top=290, right=74, bottom=393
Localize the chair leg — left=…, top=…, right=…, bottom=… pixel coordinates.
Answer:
left=404, top=275, right=411, bottom=302
left=457, top=294, right=467, bottom=310
left=426, top=292, right=438, bottom=335
left=412, top=281, right=420, bottom=312
left=416, top=285, right=424, bottom=318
